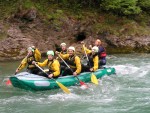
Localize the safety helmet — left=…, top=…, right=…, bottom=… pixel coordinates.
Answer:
left=60, top=43, right=66, bottom=47
left=92, top=46, right=99, bottom=52
left=68, top=46, right=75, bottom=51
left=28, top=47, right=34, bottom=52
left=47, top=50, right=54, bottom=56
left=31, top=46, right=35, bottom=49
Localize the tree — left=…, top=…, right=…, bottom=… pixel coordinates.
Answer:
left=101, top=0, right=141, bottom=15
left=138, top=0, right=150, bottom=12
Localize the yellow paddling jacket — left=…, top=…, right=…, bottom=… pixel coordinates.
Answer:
left=82, top=45, right=99, bottom=71
left=59, top=53, right=81, bottom=74
left=37, top=59, right=60, bottom=77
left=18, top=49, right=41, bottom=71
left=34, top=48, right=41, bottom=62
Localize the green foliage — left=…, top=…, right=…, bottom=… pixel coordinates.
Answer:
left=23, top=0, right=35, bottom=9
left=101, top=0, right=141, bottom=15
left=138, top=0, right=150, bottom=12
left=0, top=0, right=19, bottom=20
left=46, top=9, right=65, bottom=30
left=0, top=0, right=150, bottom=38
left=94, top=23, right=119, bottom=36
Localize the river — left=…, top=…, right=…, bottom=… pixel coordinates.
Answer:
left=0, top=54, right=150, bottom=113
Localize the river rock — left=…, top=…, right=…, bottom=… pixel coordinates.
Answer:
left=0, top=8, right=150, bottom=61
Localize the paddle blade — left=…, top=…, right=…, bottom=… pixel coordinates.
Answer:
left=21, top=57, right=27, bottom=64
left=6, top=79, right=12, bottom=86
left=91, top=73, right=98, bottom=85
left=56, top=81, right=70, bottom=94
left=79, top=81, right=89, bottom=89
left=79, top=81, right=86, bottom=86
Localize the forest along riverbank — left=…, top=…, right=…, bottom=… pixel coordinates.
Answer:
left=0, top=54, right=150, bottom=113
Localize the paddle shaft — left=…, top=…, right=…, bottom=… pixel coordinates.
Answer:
left=58, top=54, right=83, bottom=83
left=34, top=63, right=49, bottom=76
left=83, top=45, right=91, bottom=67
left=35, top=62, right=71, bottom=94
left=83, top=45, right=99, bottom=85
left=15, top=54, right=29, bottom=75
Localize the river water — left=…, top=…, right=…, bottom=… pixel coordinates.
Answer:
left=0, top=54, right=150, bottom=113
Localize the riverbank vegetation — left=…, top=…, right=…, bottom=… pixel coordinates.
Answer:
left=0, top=0, right=150, bottom=38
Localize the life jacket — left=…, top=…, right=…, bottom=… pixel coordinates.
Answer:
left=57, top=50, right=67, bottom=61
left=60, top=50, right=67, bottom=55
left=47, top=59, right=54, bottom=72
left=88, top=53, right=98, bottom=67
left=66, top=55, right=76, bottom=69
left=27, top=55, right=36, bottom=68
left=98, top=46, right=107, bottom=58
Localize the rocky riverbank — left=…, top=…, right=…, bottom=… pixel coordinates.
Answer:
left=0, top=8, right=150, bottom=61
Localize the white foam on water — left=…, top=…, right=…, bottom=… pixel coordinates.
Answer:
left=112, top=64, right=139, bottom=75
left=137, top=63, right=150, bottom=77
left=0, top=95, right=53, bottom=105
left=126, top=87, right=150, bottom=92
left=48, top=93, right=80, bottom=101
left=136, top=70, right=148, bottom=78
left=1, top=54, right=150, bottom=113
left=106, top=55, right=117, bottom=59
left=79, top=85, right=89, bottom=90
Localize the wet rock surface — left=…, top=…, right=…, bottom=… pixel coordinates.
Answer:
left=104, top=35, right=150, bottom=53
left=0, top=9, right=150, bottom=61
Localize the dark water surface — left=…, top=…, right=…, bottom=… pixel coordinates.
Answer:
left=0, top=54, right=150, bottom=113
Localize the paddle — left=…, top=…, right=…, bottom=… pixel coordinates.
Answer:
left=5, top=79, right=11, bottom=86
left=6, top=54, right=29, bottom=86
left=57, top=54, right=88, bottom=87
left=83, top=44, right=99, bottom=85
left=34, top=63, right=70, bottom=94
left=15, top=54, right=29, bottom=75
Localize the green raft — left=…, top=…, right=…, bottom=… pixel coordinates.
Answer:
left=10, top=67, right=116, bottom=91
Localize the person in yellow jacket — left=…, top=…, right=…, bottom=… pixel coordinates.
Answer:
left=89, top=39, right=107, bottom=66
left=31, top=46, right=41, bottom=62
left=60, top=43, right=67, bottom=55
left=82, top=42, right=99, bottom=72
left=15, top=46, right=41, bottom=74
left=58, top=43, right=68, bottom=68
left=56, top=46, right=81, bottom=76
left=33, top=50, right=60, bottom=78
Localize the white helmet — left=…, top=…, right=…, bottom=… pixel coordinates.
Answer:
left=60, top=43, right=66, bottom=47
left=68, top=46, right=75, bottom=51
left=28, top=47, right=34, bottom=52
left=92, top=46, right=99, bottom=52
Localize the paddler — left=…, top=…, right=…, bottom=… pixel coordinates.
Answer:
left=56, top=46, right=81, bottom=76
left=89, top=39, right=106, bottom=67
left=81, top=41, right=99, bottom=72
left=58, top=43, right=68, bottom=69
left=31, top=46, right=41, bottom=62
left=60, top=43, right=67, bottom=55
left=32, top=50, right=60, bottom=78
left=15, top=46, right=41, bottom=74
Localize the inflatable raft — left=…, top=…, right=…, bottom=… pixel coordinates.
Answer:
left=10, top=67, right=116, bottom=91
